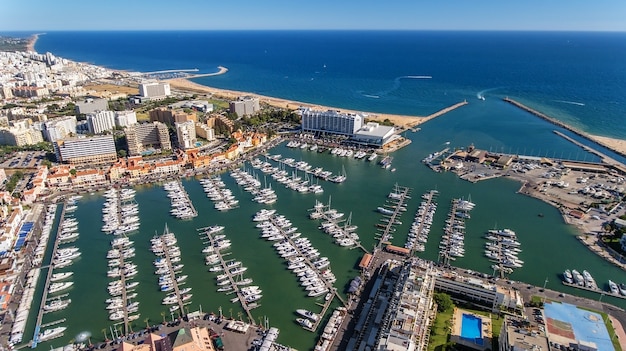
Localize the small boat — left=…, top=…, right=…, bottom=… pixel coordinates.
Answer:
left=608, top=280, right=619, bottom=295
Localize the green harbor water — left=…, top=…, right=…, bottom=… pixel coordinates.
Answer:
left=27, top=101, right=626, bottom=350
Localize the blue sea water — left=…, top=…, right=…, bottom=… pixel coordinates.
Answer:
left=27, top=30, right=626, bottom=140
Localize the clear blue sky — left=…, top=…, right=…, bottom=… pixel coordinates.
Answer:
left=1, top=0, right=625, bottom=31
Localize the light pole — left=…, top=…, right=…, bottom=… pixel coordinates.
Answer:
left=542, top=277, right=549, bottom=303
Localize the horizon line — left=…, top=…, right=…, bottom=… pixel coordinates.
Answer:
left=2, top=28, right=626, bottom=33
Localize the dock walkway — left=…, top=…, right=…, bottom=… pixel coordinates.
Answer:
left=375, top=185, right=411, bottom=249
left=31, top=203, right=67, bottom=348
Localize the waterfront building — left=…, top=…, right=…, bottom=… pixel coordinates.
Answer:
left=195, top=123, right=215, bottom=141
left=75, top=98, right=109, bottom=115
left=139, top=81, right=171, bottom=100
left=46, top=165, right=72, bottom=188
left=86, top=110, right=116, bottom=134
left=229, top=96, right=260, bottom=117
left=115, top=326, right=216, bottom=351
left=54, top=135, right=117, bottom=167
left=125, top=122, right=172, bottom=156
left=115, top=110, right=138, bottom=128
left=434, top=272, right=523, bottom=314
left=22, top=166, right=48, bottom=204
left=43, top=116, right=77, bottom=143
left=301, top=108, right=364, bottom=136
left=71, top=169, right=107, bottom=188
left=351, top=122, right=396, bottom=147
left=348, top=259, right=436, bottom=351
left=176, top=120, right=197, bottom=150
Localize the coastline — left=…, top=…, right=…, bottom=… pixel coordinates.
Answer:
left=166, top=77, right=468, bottom=128
left=26, top=33, right=40, bottom=52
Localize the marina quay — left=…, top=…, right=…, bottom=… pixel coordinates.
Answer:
left=1, top=43, right=626, bottom=351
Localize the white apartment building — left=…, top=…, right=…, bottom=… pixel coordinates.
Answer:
left=139, top=81, right=171, bottom=99
left=301, top=108, right=364, bottom=136
left=86, top=110, right=116, bottom=134
left=115, top=110, right=137, bottom=128
left=176, top=120, right=197, bottom=150
left=54, top=135, right=117, bottom=166
left=43, top=116, right=77, bottom=142
left=229, top=96, right=260, bottom=117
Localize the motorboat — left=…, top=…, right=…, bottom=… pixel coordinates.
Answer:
left=296, top=309, right=320, bottom=321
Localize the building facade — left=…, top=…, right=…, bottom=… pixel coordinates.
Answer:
left=54, top=135, right=117, bottom=166
left=43, top=116, right=77, bottom=142
left=75, top=98, right=109, bottom=115
left=139, top=81, right=171, bottom=99
left=125, top=122, right=172, bottom=156
left=229, top=96, right=260, bottom=117
left=195, top=123, right=215, bottom=141
left=86, top=110, right=116, bottom=134
left=115, top=110, right=138, bottom=128
left=301, top=108, right=364, bottom=136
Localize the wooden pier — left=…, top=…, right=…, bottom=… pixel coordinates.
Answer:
left=407, top=190, right=437, bottom=256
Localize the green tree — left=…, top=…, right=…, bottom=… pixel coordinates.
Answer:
left=69, top=169, right=77, bottom=176
left=433, top=292, right=454, bottom=312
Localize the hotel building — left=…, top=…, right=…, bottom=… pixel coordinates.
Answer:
left=229, top=96, right=260, bottom=117
left=54, top=135, right=117, bottom=166
left=42, top=116, right=77, bottom=142
left=139, top=81, right=171, bottom=100
left=301, top=108, right=364, bottom=136
left=125, top=122, right=172, bottom=156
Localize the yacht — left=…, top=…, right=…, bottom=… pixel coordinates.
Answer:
left=562, top=270, right=573, bottom=284
left=38, top=326, right=67, bottom=342
left=50, top=272, right=73, bottom=282
left=608, top=280, right=619, bottom=295
left=43, top=298, right=71, bottom=313
left=296, top=309, right=320, bottom=322
left=49, top=282, right=74, bottom=294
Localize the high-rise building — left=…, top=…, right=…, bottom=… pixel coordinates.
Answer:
left=139, top=81, right=171, bottom=99
left=86, top=110, right=116, bottom=134
left=43, top=116, right=77, bottom=142
left=175, top=120, right=197, bottom=150
left=301, top=108, right=364, bottom=136
left=125, top=122, right=172, bottom=156
left=229, top=96, right=260, bottom=117
left=54, top=135, right=117, bottom=166
left=195, top=123, right=215, bottom=141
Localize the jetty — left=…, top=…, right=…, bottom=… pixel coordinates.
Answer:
left=375, top=184, right=411, bottom=249
left=197, top=226, right=256, bottom=324
left=503, top=97, right=626, bottom=159
left=31, top=203, right=67, bottom=348
left=309, top=198, right=368, bottom=253
left=406, top=100, right=468, bottom=129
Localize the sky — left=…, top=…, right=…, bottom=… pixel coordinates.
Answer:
left=1, top=0, right=625, bottom=32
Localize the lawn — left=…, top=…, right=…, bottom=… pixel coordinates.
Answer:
left=428, top=308, right=454, bottom=351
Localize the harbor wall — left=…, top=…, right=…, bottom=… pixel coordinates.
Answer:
left=503, top=98, right=626, bottom=159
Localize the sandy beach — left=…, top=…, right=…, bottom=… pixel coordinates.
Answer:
left=166, top=77, right=461, bottom=128
left=26, top=33, right=40, bottom=52
left=585, top=134, right=626, bottom=157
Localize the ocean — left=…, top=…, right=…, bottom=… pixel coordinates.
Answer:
left=6, top=31, right=626, bottom=349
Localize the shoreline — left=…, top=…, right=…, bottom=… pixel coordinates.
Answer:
left=25, top=33, right=41, bottom=52
left=166, top=77, right=467, bottom=128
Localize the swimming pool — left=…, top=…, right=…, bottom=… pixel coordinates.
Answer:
left=460, top=313, right=483, bottom=345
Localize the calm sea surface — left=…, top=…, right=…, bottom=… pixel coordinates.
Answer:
left=5, top=30, right=625, bottom=349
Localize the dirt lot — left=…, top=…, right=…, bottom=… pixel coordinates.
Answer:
left=82, top=83, right=139, bottom=97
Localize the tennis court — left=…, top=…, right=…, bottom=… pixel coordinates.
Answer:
left=544, top=302, right=613, bottom=351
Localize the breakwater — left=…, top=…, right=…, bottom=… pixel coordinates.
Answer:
left=407, top=100, right=469, bottom=128
left=503, top=98, right=626, bottom=159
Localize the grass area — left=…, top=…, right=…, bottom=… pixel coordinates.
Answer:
left=83, top=84, right=139, bottom=96
left=136, top=113, right=150, bottom=122
left=578, top=306, right=622, bottom=351
left=428, top=308, right=453, bottom=351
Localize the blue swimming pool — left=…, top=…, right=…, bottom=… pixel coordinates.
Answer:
left=460, top=314, right=483, bottom=345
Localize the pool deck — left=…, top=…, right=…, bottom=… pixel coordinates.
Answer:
left=451, top=308, right=492, bottom=351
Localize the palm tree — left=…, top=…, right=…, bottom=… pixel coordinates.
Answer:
left=144, top=318, right=150, bottom=330
left=101, top=328, right=108, bottom=342
left=237, top=311, right=243, bottom=321
left=228, top=308, right=233, bottom=320
left=161, top=311, right=166, bottom=324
